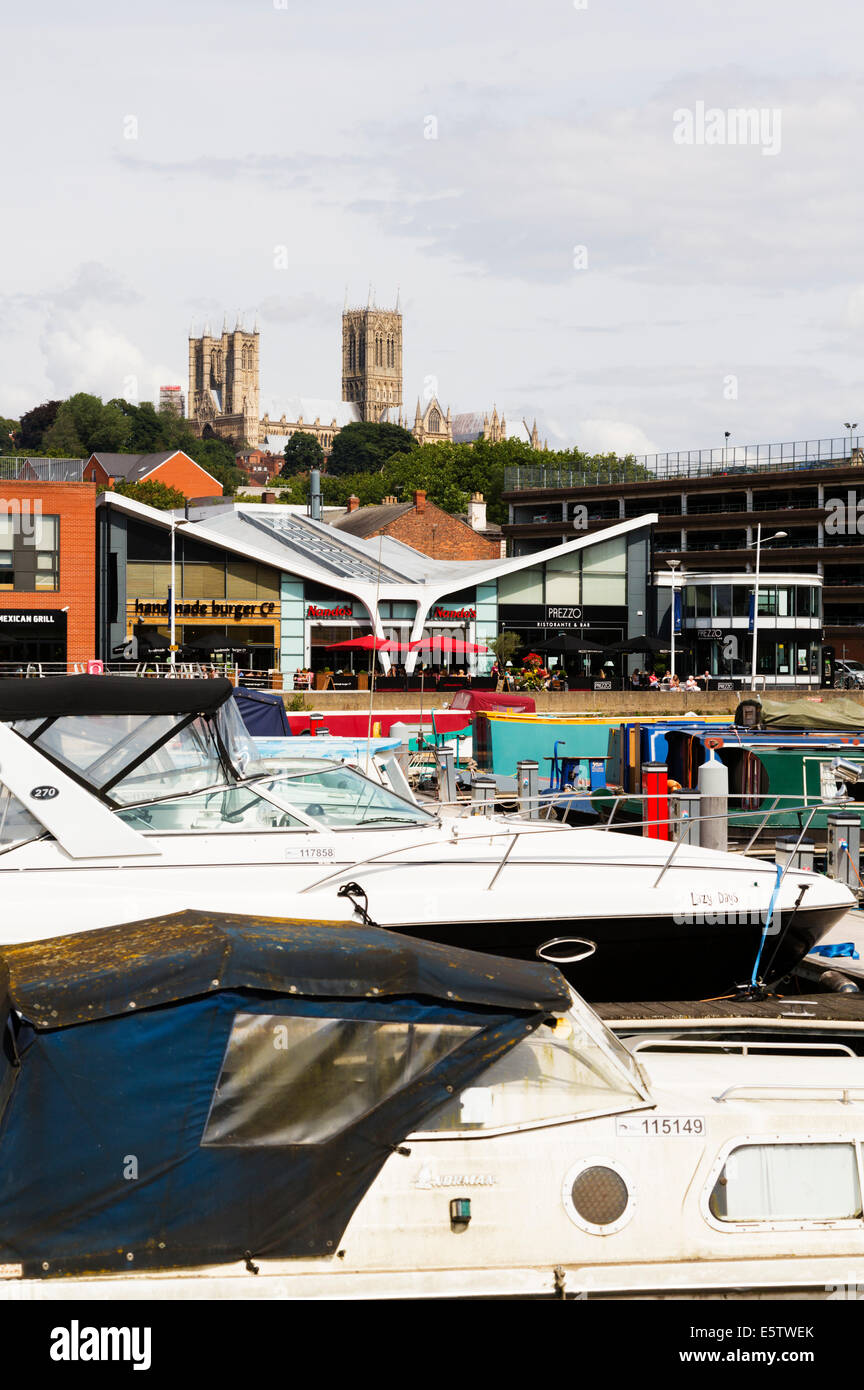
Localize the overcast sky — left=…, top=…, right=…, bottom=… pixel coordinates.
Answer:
left=3, top=0, right=863, bottom=457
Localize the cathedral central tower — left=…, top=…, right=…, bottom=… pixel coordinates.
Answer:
left=341, top=291, right=403, bottom=422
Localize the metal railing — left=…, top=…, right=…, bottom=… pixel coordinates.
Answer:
left=0, top=661, right=281, bottom=688
left=505, top=436, right=863, bottom=492
left=0, top=457, right=85, bottom=482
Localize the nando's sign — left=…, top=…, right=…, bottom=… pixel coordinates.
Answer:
left=430, top=605, right=476, bottom=622
left=133, top=599, right=277, bottom=621
left=306, top=604, right=354, bottom=620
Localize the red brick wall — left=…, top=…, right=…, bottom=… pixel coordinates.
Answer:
left=0, top=482, right=98, bottom=665
left=381, top=501, right=500, bottom=560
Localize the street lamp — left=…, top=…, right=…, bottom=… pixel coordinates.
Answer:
left=750, top=525, right=788, bottom=692
left=724, top=431, right=731, bottom=468
left=169, top=513, right=188, bottom=672
left=666, top=559, right=681, bottom=679
left=844, top=422, right=858, bottom=463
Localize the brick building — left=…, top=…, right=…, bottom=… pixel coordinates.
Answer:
left=330, top=490, right=503, bottom=560
left=83, top=450, right=222, bottom=500
left=0, top=481, right=98, bottom=668
left=235, top=450, right=284, bottom=486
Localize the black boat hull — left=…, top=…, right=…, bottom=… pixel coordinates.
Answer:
left=386, top=904, right=840, bottom=1001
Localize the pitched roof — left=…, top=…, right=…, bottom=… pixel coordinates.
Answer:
left=330, top=502, right=413, bottom=537
left=88, top=453, right=216, bottom=486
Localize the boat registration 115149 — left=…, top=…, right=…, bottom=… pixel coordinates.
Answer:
left=616, top=1115, right=705, bottom=1137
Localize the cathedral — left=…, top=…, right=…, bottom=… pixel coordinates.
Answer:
left=186, top=295, right=545, bottom=454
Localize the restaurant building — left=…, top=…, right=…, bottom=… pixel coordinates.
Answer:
left=654, top=570, right=824, bottom=687
left=96, top=494, right=656, bottom=684
left=0, top=479, right=98, bottom=669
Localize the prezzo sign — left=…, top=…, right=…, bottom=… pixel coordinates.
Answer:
left=430, top=606, right=476, bottom=622
left=546, top=606, right=582, bottom=623
left=133, top=599, right=277, bottom=620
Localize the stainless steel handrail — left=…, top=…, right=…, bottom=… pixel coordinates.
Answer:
left=632, top=1039, right=856, bottom=1057
left=713, top=1084, right=864, bottom=1104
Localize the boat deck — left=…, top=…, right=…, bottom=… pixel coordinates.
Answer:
left=596, top=994, right=864, bottom=1024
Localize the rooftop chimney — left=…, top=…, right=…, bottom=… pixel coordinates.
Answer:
left=467, top=491, right=487, bottom=532
left=382, top=494, right=398, bottom=504
left=261, top=490, right=276, bottom=505
left=413, top=489, right=426, bottom=514
left=347, top=494, right=360, bottom=513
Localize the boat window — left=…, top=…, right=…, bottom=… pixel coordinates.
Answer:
left=254, top=766, right=436, bottom=828
left=708, top=1143, right=862, bottom=1223
left=417, top=1008, right=646, bottom=1134
left=115, top=785, right=305, bottom=833
left=14, top=714, right=229, bottom=803
left=202, top=1014, right=480, bottom=1146
left=0, top=784, right=44, bottom=850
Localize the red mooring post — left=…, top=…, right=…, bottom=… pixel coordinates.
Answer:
left=642, top=761, right=669, bottom=841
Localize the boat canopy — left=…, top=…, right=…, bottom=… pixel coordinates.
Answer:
left=739, top=696, right=864, bottom=730
left=0, top=913, right=570, bottom=1276
left=0, top=674, right=234, bottom=721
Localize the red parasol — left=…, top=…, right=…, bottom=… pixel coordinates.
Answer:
left=325, top=635, right=404, bottom=652
left=409, top=635, right=489, bottom=655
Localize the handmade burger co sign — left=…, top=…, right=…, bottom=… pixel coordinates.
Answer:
left=132, top=599, right=277, bottom=620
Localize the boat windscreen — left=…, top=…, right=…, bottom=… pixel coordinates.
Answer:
left=255, top=765, right=436, bottom=828
left=12, top=713, right=230, bottom=804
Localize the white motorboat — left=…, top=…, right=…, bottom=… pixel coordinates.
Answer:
left=1, top=911, right=864, bottom=1301
left=0, top=676, right=853, bottom=998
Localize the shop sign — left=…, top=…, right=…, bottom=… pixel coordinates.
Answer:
left=306, top=604, right=354, bottom=620
left=0, top=610, right=67, bottom=633
left=430, top=606, right=476, bottom=622
left=133, top=599, right=277, bottom=621
left=593, top=680, right=613, bottom=691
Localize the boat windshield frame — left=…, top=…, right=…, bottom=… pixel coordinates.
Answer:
left=109, top=764, right=438, bottom=834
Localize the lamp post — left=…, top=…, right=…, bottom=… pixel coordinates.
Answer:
left=169, top=513, right=187, bottom=672
left=666, top=559, right=681, bottom=679
left=844, top=422, right=858, bottom=463
left=750, top=526, right=788, bottom=692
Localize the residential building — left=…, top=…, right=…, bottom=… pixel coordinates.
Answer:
left=330, top=490, right=503, bottom=561
left=84, top=450, right=223, bottom=500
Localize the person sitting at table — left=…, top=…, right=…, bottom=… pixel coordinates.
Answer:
left=648, top=671, right=659, bottom=689
left=684, top=673, right=700, bottom=691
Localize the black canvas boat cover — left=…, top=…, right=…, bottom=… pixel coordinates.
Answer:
left=0, top=675, right=234, bottom=721
left=0, top=914, right=570, bottom=1276
left=0, top=909, right=570, bottom=1027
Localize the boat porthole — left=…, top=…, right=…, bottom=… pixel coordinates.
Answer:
left=562, top=1157, right=635, bottom=1235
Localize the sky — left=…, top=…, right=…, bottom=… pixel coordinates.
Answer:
left=2, top=0, right=863, bottom=458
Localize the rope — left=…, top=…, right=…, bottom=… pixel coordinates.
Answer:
left=750, top=861, right=784, bottom=989
left=844, top=844, right=864, bottom=891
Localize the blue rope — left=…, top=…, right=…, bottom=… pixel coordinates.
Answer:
left=750, top=862, right=783, bottom=988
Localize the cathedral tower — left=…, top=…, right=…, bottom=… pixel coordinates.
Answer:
left=341, top=290, right=403, bottom=423
left=188, top=316, right=260, bottom=446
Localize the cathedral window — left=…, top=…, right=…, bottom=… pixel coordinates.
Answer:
left=430, top=409, right=440, bottom=433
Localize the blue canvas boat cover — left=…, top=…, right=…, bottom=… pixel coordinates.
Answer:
left=0, top=912, right=568, bottom=1276
left=233, top=687, right=292, bottom=737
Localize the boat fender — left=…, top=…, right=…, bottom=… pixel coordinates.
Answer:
left=705, top=736, right=724, bottom=750
left=818, top=968, right=860, bottom=994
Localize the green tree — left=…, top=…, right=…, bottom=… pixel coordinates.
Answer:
left=281, top=431, right=324, bottom=476
left=488, top=632, right=524, bottom=666
left=186, top=436, right=245, bottom=495
left=107, top=479, right=186, bottom=510
left=0, top=417, right=19, bottom=449
left=18, top=400, right=61, bottom=452
left=327, top=421, right=416, bottom=476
